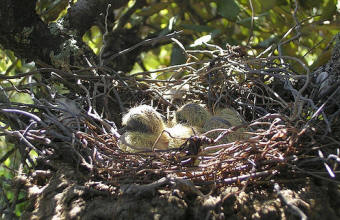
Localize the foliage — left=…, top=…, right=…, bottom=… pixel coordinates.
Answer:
left=44, top=0, right=339, bottom=73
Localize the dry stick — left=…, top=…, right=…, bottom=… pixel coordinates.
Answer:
left=247, top=0, right=255, bottom=46
left=249, top=55, right=311, bottom=121
left=278, top=0, right=301, bottom=60
left=1, top=109, right=42, bottom=123
left=256, top=44, right=274, bottom=58
left=203, top=42, right=224, bottom=55
left=171, top=38, right=190, bottom=59
left=288, top=163, right=340, bottom=184
left=0, top=69, right=43, bottom=80
left=260, top=82, right=288, bottom=108
left=305, top=87, right=340, bottom=132
left=131, top=59, right=210, bottom=77
left=0, top=109, right=45, bottom=154
left=106, top=31, right=183, bottom=62
left=318, top=150, right=336, bottom=178
left=110, top=85, right=126, bottom=113
left=274, top=183, right=307, bottom=220
left=222, top=170, right=275, bottom=185
left=279, top=53, right=310, bottom=121
left=1, top=129, right=35, bottom=166
left=99, top=4, right=111, bottom=66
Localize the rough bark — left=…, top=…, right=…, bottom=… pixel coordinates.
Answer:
left=0, top=0, right=62, bottom=64
left=0, top=0, right=107, bottom=68
left=67, top=0, right=129, bottom=37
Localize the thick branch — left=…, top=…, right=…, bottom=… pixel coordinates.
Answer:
left=0, top=0, right=62, bottom=63
left=0, top=0, right=98, bottom=67
left=66, top=0, right=129, bottom=37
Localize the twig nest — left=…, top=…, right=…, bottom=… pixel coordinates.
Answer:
left=119, top=105, right=170, bottom=152
left=163, top=84, right=190, bottom=100
left=55, top=97, right=81, bottom=128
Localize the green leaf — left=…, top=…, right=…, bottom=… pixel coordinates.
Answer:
left=158, top=16, right=178, bottom=36
left=298, top=0, right=323, bottom=9
left=181, top=24, right=217, bottom=33
left=171, top=46, right=186, bottom=66
left=257, top=35, right=279, bottom=48
left=257, top=0, right=277, bottom=11
left=237, top=12, right=268, bottom=29
left=320, top=0, right=337, bottom=21
left=217, top=0, right=240, bottom=21
left=136, top=2, right=170, bottom=16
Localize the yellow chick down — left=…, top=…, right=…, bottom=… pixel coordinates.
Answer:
left=175, top=103, right=248, bottom=143
left=118, top=103, right=247, bottom=152
left=175, top=103, right=210, bottom=129
left=119, top=105, right=170, bottom=152
left=119, top=105, right=200, bottom=152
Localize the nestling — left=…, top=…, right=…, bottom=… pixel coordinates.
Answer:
left=175, top=103, right=210, bottom=129
left=119, top=105, right=170, bottom=152
left=175, top=103, right=248, bottom=142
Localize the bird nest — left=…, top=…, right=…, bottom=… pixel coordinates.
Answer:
left=2, top=38, right=340, bottom=197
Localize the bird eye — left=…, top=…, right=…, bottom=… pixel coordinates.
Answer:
left=126, top=118, right=152, bottom=133
left=177, top=117, right=188, bottom=124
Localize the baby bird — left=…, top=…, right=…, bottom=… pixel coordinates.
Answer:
left=175, top=103, right=210, bottom=129
left=119, top=105, right=170, bottom=152
left=175, top=103, right=247, bottom=143
left=204, top=107, right=247, bottom=142
left=165, top=123, right=197, bottom=148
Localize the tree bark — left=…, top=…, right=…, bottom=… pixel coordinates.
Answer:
left=0, top=0, right=62, bottom=64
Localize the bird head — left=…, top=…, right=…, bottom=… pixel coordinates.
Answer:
left=120, top=105, right=169, bottom=151
left=175, top=103, right=210, bottom=128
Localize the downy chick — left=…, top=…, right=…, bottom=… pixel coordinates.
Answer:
left=119, top=105, right=170, bottom=152
left=175, top=103, right=247, bottom=143
left=204, top=107, right=247, bottom=142
left=175, top=103, right=210, bottom=129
